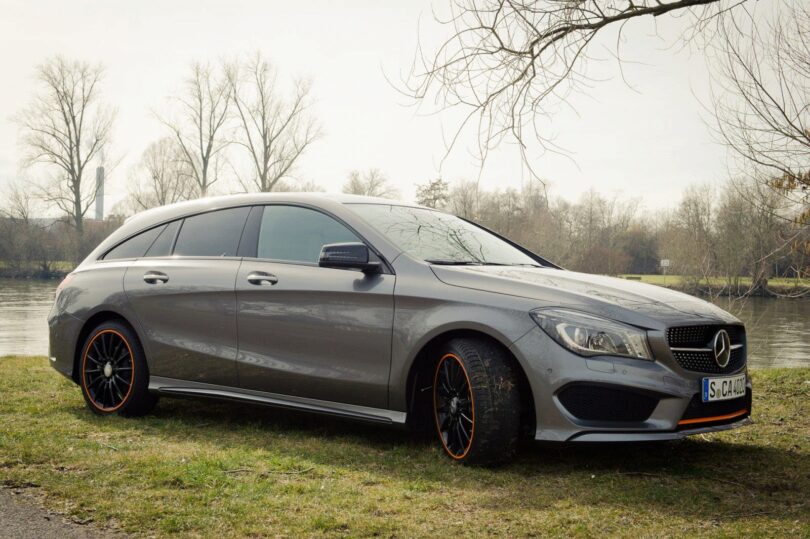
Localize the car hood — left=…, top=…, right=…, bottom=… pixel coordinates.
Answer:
left=431, top=265, right=740, bottom=328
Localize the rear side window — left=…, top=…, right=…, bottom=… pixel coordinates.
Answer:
left=145, top=220, right=181, bottom=257
left=173, top=207, right=250, bottom=257
left=256, top=205, right=359, bottom=264
left=104, top=225, right=165, bottom=260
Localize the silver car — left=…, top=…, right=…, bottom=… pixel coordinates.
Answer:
left=48, top=193, right=752, bottom=465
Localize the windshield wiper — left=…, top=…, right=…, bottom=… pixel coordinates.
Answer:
left=425, top=259, right=482, bottom=265
left=425, top=259, right=542, bottom=267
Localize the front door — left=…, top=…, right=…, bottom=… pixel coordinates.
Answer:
left=235, top=205, right=395, bottom=408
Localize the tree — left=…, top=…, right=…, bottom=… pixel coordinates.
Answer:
left=342, top=169, right=400, bottom=198
left=415, top=178, right=449, bottom=208
left=408, top=0, right=740, bottom=170
left=711, top=3, right=810, bottom=225
left=16, top=56, right=115, bottom=237
left=159, top=62, right=231, bottom=197
left=0, top=181, right=58, bottom=273
left=446, top=180, right=480, bottom=219
left=127, top=138, right=196, bottom=211
left=228, top=53, right=319, bottom=192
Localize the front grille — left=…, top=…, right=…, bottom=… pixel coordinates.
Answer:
left=678, top=390, right=751, bottom=430
left=668, top=325, right=745, bottom=347
left=666, top=324, right=746, bottom=374
left=558, top=384, right=659, bottom=422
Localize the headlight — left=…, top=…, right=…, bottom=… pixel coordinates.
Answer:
left=530, top=308, right=652, bottom=360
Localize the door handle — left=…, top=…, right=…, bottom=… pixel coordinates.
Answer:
left=247, top=272, right=278, bottom=286
left=143, top=271, right=169, bottom=284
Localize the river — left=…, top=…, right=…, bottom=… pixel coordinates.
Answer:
left=0, top=278, right=807, bottom=367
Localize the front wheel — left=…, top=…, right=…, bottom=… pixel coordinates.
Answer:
left=432, top=338, right=522, bottom=466
left=79, top=321, right=158, bottom=416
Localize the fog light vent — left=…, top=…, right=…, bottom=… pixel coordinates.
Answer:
left=558, top=384, right=658, bottom=422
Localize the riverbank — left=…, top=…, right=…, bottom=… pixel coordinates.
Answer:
left=619, top=274, right=810, bottom=298
left=1, top=356, right=807, bottom=537
left=0, top=262, right=71, bottom=280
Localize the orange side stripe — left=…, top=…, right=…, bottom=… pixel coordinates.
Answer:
left=678, top=409, right=748, bottom=426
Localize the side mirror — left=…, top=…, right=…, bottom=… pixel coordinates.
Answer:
left=319, top=242, right=381, bottom=274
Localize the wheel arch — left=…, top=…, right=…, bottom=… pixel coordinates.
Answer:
left=404, top=328, right=536, bottom=436
left=72, top=310, right=140, bottom=384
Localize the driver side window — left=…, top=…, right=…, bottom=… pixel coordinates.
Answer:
left=256, top=205, right=360, bottom=264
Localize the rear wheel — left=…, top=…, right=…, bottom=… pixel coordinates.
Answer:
left=432, top=338, right=521, bottom=466
left=79, top=321, right=157, bottom=416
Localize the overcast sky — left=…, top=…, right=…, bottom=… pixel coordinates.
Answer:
left=0, top=0, right=733, bottom=213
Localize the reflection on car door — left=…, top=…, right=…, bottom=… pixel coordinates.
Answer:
left=124, top=207, right=250, bottom=386
left=235, top=205, right=395, bottom=408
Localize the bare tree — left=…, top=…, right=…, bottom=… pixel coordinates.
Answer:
left=407, top=1, right=741, bottom=172
left=159, top=62, right=231, bottom=197
left=447, top=179, right=480, bottom=218
left=342, top=169, right=400, bottom=198
left=15, top=56, right=115, bottom=236
left=272, top=178, right=325, bottom=192
left=227, top=54, right=319, bottom=192
left=128, top=138, right=196, bottom=211
left=0, top=181, right=55, bottom=272
left=711, top=2, right=810, bottom=225
left=2, top=180, right=37, bottom=223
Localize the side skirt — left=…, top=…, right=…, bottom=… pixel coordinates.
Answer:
left=148, top=376, right=408, bottom=426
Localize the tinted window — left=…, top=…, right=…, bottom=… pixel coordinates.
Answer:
left=104, top=225, right=165, bottom=260
left=145, top=220, right=181, bottom=257
left=256, top=206, right=359, bottom=263
left=173, top=207, right=250, bottom=257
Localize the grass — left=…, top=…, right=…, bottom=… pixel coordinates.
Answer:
left=1, top=356, right=808, bottom=538
left=619, top=274, right=810, bottom=288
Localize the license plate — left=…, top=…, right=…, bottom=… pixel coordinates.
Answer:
left=702, top=373, right=746, bottom=403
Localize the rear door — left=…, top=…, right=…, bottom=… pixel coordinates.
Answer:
left=235, top=204, right=395, bottom=408
left=124, top=206, right=250, bottom=386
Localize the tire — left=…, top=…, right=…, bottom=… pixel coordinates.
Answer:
left=431, top=337, right=521, bottom=466
left=78, top=320, right=158, bottom=417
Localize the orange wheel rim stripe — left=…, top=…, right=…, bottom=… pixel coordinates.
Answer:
left=80, top=329, right=135, bottom=413
left=432, top=353, right=475, bottom=460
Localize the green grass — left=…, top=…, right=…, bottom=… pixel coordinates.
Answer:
left=1, top=356, right=808, bottom=537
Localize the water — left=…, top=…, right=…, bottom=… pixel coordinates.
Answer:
left=0, top=278, right=57, bottom=356
left=0, top=278, right=807, bottom=368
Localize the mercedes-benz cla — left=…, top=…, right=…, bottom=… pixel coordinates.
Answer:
left=48, top=194, right=752, bottom=465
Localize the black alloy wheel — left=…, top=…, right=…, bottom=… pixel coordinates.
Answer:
left=433, top=353, right=475, bottom=459
left=79, top=321, right=158, bottom=416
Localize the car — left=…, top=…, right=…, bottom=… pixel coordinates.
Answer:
left=48, top=193, right=752, bottom=465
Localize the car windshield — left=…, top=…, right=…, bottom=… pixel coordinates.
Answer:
left=349, top=204, right=541, bottom=266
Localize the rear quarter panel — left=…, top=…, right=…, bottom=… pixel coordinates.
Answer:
left=48, top=261, right=142, bottom=379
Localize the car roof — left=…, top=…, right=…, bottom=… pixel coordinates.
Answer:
left=124, top=192, right=425, bottom=225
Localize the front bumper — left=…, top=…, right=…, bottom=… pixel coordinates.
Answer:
left=510, top=327, right=752, bottom=442
left=569, top=416, right=753, bottom=442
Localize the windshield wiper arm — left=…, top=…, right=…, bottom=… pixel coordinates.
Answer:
left=425, top=259, right=481, bottom=265
left=425, top=259, right=543, bottom=267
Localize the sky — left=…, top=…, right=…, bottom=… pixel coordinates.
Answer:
left=0, top=0, right=735, bottom=214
